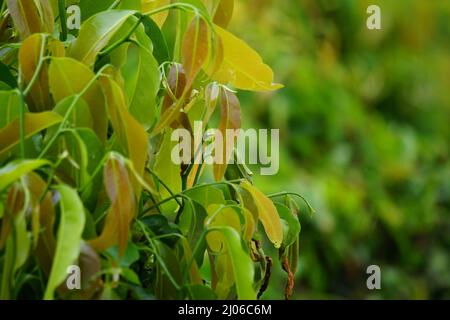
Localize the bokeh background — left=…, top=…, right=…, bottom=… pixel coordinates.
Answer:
left=231, top=0, right=450, bottom=299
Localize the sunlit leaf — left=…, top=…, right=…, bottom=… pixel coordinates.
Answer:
left=0, top=111, right=62, bottom=157
left=205, top=204, right=240, bottom=253
left=213, top=0, right=234, bottom=28
left=240, top=181, right=283, bottom=248
left=44, top=185, right=85, bottom=300
left=0, top=159, right=50, bottom=192
left=69, top=10, right=136, bottom=66
left=208, top=25, right=283, bottom=91
left=141, top=0, right=171, bottom=27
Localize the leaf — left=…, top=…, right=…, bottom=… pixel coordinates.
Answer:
left=89, top=156, right=136, bottom=256
left=141, top=0, right=171, bottom=27
left=240, top=181, right=283, bottom=248
left=44, top=185, right=86, bottom=300
left=6, top=0, right=54, bottom=39
left=52, top=96, right=94, bottom=129
left=0, top=111, right=62, bottom=157
left=0, top=62, right=17, bottom=88
left=213, top=0, right=234, bottom=28
left=208, top=25, right=283, bottom=91
left=0, top=90, right=20, bottom=129
left=69, top=10, right=136, bottom=66
left=48, top=57, right=108, bottom=141
left=141, top=15, right=170, bottom=64
left=0, top=159, right=50, bottom=192
left=205, top=204, right=241, bottom=253
left=121, top=43, right=160, bottom=129
left=18, top=33, right=52, bottom=112
left=275, top=203, right=301, bottom=249
left=208, top=226, right=256, bottom=299
left=182, top=16, right=209, bottom=90
left=213, top=89, right=241, bottom=181
left=98, top=75, right=148, bottom=192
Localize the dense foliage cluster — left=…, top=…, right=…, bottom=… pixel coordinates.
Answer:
left=0, top=0, right=305, bottom=300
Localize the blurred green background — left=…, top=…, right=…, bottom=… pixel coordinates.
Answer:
left=230, top=0, right=450, bottom=299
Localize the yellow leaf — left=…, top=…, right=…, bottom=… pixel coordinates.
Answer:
left=98, top=75, right=148, bottom=194
left=208, top=25, right=283, bottom=92
left=240, top=181, right=283, bottom=248
left=0, top=112, right=62, bottom=157
left=141, top=0, right=170, bottom=27
left=19, top=34, right=52, bottom=112
left=213, top=0, right=234, bottom=28
left=205, top=204, right=241, bottom=253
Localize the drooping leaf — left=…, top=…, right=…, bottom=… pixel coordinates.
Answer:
left=89, top=156, right=136, bottom=256
left=0, top=90, right=20, bottom=129
left=0, top=111, right=62, bottom=157
left=205, top=204, right=240, bottom=253
left=121, top=43, right=160, bottom=129
left=208, top=25, right=283, bottom=91
left=213, top=0, right=234, bottom=28
left=0, top=159, right=50, bottom=192
left=275, top=203, right=301, bottom=249
left=44, top=185, right=86, bottom=300
left=52, top=96, right=94, bottom=129
left=48, top=57, right=108, bottom=141
left=208, top=226, right=256, bottom=299
left=141, top=15, right=170, bottom=64
left=240, top=181, right=283, bottom=248
left=69, top=10, right=136, bottom=66
left=18, top=33, right=52, bottom=112
left=6, top=0, right=54, bottom=39
left=182, top=16, right=209, bottom=90
left=213, top=89, right=241, bottom=181
left=98, top=75, right=148, bottom=192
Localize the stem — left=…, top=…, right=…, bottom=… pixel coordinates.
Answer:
left=108, top=0, right=122, bottom=10
left=22, top=35, right=48, bottom=97
left=58, top=0, right=67, bottom=41
left=17, top=90, right=26, bottom=158
left=268, top=191, right=315, bottom=215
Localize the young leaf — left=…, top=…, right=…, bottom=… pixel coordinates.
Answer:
left=213, top=89, right=241, bottom=181
left=141, top=0, right=171, bottom=27
left=208, top=226, right=256, bottom=299
left=18, top=33, right=52, bottom=112
left=182, top=16, right=209, bottom=90
left=44, top=185, right=86, bottom=300
left=0, top=112, right=62, bottom=157
left=89, top=156, right=136, bottom=256
left=240, top=181, right=283, bottom=248
left=275, top=203, right=301, bottom=249
left=206, top=204, right=241, bottom=253
left=98, top=75, right=148, bottom=193
left=121, top=43, right=160, bottom=129
left=6, top=0, right=54, bottom=39
left=208, top=25, right=283, bottom=91
left=69, top=10, right=136, bottom=66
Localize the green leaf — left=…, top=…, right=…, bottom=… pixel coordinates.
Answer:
left=0, top=159, right=50, bottom=191
left=0, top=111, right=63, bottom=157
left=275, top=203, right=301, bottom=249
left=208, top=226, right=256, bottom=299
left=121, top=43, right=160, bottom=129
left=44, top=185, right=86, bottom=300
left=69, top=10, right=136, bottom=66
left=53, top=96, right=93, bottom=129
left=141, top=15, right=170, bottom=64
left=0, top=62, right=17, bottom=88
left=0, top=90, right=20, bottom=129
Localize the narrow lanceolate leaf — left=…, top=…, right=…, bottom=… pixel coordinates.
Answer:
left=0, top=112, right=62, bottom=157
left=69, top=10, right=136, bottom=66
left=213, top=0, right=234, bottom=28
left=209, top=25, right=283, bottom=91
left=240, top=181, right=283, bottom=248
left=121, top=43, right=160, bottom=129
left=19, top=34, right=52, bottom=112
left=0, top=160, right=49, bottom=191
left=213, top=89, right=241, bottom=181
left=141, top=0, right=170, bottom=27
left=98, top=75, right=148, bottom=193
left=0, top=90, right=20, bottom=129
left=48, top=57, right=107, bottom=140
left=89, top=157, right=136, bottom=256
left=209, top=226, right=256, bottom=300
left=182, top=17, right=209, bottom=90
left=44, top=185, right=85, bottom=300
left=6, top=0, right=54, bottom=39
